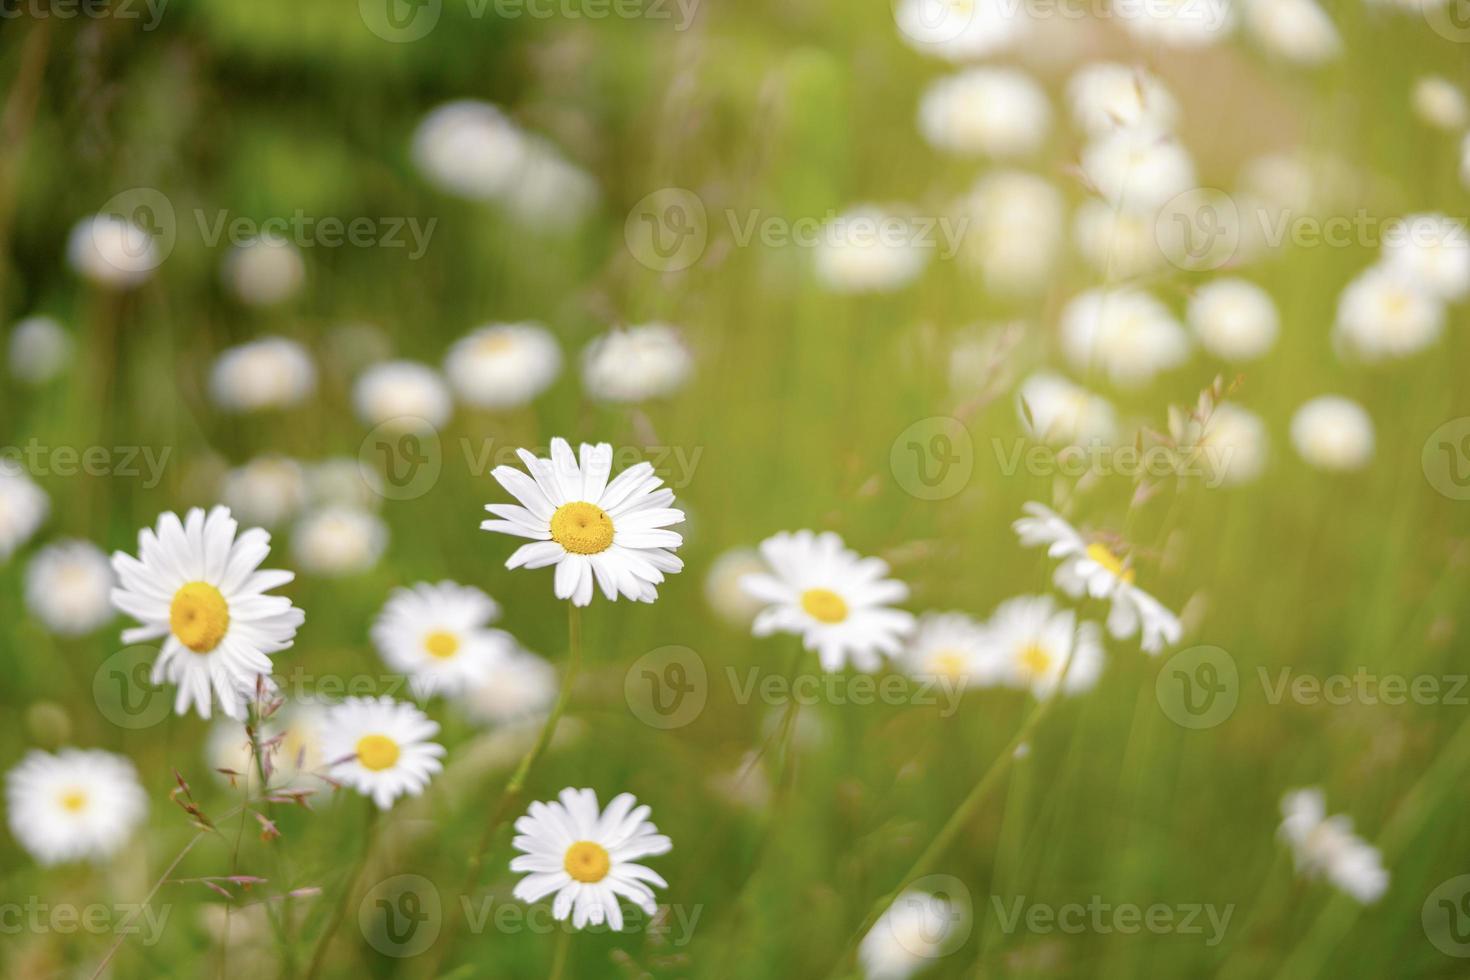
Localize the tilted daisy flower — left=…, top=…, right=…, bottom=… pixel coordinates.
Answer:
left=510, top=787, right=671, bottom=931
left=0, top=462, right=49, bottom=561
left=110, top=506, right=305, bottom=720
left=321, top=696, right=445, bottom=809
left=1333, top=264, right=1445, bottom=362
left=1013, top=503, right=1181, bottom=654
left=1278, top=788, right=1389, bottom=904
left=740, top=530, right=916, bottom=672
left=371, top=581, right=513, bottom=699
left=25, top=539, right=116, bottom=636
left=899, top=611, right=1002, bottom=688
left=445, top=322, right=562, bottom=410
left=5, top=748, right=148, bottom=865
left=984, top=595, right=1104, bottom=698
left=482, top=438, right=685, bottom=606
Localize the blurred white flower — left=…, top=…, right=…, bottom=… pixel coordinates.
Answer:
left=1113, top=0, right=1235, bottom=48
left=813, top=206, right=929, bottom=294
left=1333, top=264, right=1445, bottom=362
left=1081, top=129, right=1198, bottom=214
left=457, top=644, right=558, bottom=726
left=222, top=236, right=305, bottom=307
left=894, top=0, right=1031, bottom=62
left=353, top=360, right=452, bottom=430
left=1072, top=200, right=1166, bottom=280
left=1066, top=62, right=1179, bottom=137
left=1242, top=0, right=1340, bottom=64
left=1183, top=402, right=1269, bottom=488
left=859, top=889, right=966, bottom=980
left=1060, top=288, right=1191, bottom=388
left=0, top=463, right=49, bottom=561
left=1017, top=372, right=1119, bottom=448
left=446, top=322, right=562, bottom=410
left=985, top=594, right=1105, bottom=698
left=412, top=100, right=528, bottom=201
left=1188, top=278, right=1280, bottom=362
left=899, top=610, right=1001, bottom=687
left=1411, top=76, right=1468, bottom=131
left=219, top=456, right=307, bottom=529
left=8, top=316, right=71, bottom=384
left=372, top=581, right=513, bottom=700
left=321, top=696, right=445, bottom=810
left=581, top=323, right=693, bottom=403
left=67, top=214, right=158, bottom=288
left=1291, top=396, right=1375, bottom=472
left=1381, top=213, right=1470, bottom=301
left=958, top=171, right=1064, bottom=293
left=209, top=337, right=317, bottom=413
left=5, top=749, right=147, bottom=865
left=25, top=539, right=115, bottom=636
left=206, top=703, right=324, bottom=790
left=704, top=547, right=770, bottom=628
left=291, top=505, right=388, bottom=577
left=308, top=457, right=383, bottom=510
left=501, top=139, right=600, bottom=230
left=1278, top=788, right=1389, bottom=904
left=918, top=68, right=1051, bottom=158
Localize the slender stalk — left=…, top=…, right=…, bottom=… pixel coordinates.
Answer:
left=304, top=800, right=379, bottom=980
left=90, top=831, right=207, bottom=979
left=548, top=925, right=573, bottom=980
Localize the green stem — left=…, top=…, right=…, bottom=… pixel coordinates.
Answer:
left=304, top=800, right=378, bottom=980
left=548, top=925, right=572, bottom=980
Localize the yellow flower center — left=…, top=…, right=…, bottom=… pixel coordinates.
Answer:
left=59, top=789, right=88, bottom=813
left=1017, top=643, right=1053, bottom=678
left=1085, top=542, right=1136, bottom=585
left=169, top=581, right=231, bottom=653
left=928, top=650, right=969, bottom=680
left=424, top=630, right=460, bottom=659
left=563, top=841, right=611, bottom=883
left=550, top=502, right=615, bottom=555
left=477, top=333, right=516, bottom=355
left=355, top=734, right=401, bottom=772
left=800, top=588, right=848, bottom=624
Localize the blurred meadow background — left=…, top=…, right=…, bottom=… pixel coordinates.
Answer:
left=3, top=0, right=1470, bottom=977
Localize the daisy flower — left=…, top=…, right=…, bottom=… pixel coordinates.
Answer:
left=894, top=0, right=1031, bottom=61
left=412, top=100, right=529, bottom=201
left=1411, top=76, right=1468, bottom=131
left=899, top=611, right=1001, bottom=688
left=510, top=787, right=671, bottom=931
left=290, top=505, right=388, bottom=577
left=1181, top=402, right=1270, bottom=488
left=353, top=360, right=453, bottom=431
left=321, top=696, right=445, bottom=809
left=859, top=889, right=966, bottom=980
left=917, top=68, right=1051, bottom=159
left=67, top=214, right=158, bottom=288
left=956, top=171, right=1063, bottom=294
left=1080, top=129, right=1198, bottom=214
left=1333, top=265, right=1445, bottom=362
left=500, top=138, right=601, bottom=231
left=740, top=530, right=916, bottom=672
left=1241, top=0, right=1340, bottom=64
left=209, top=337, right=318, bottom=413
left=1278, top=788, right=1389, bottom=904
left=457, top=644, right=557, bottom=726
left=813, top=205, right=929, bottom=294
left=110, top=506, right=305, bottom=720
left=1017, top=371, right=1119, bottom=449
left=1059, top=288, right=1191, bottom=388
left=371, top=581, right=513, bottom=699
left=1188, top=279, right=1280, bottom=363
left=25, top=539, right=116, bottom=636
left=1072, top=199, right=1167, bottom=280
left=8, top=315, right=71, bottom=384
left=0, top=462, right=49, bottom=561
left=1066, top=62, right=1178, bottom=137
left=1381, top=213, right=1470, bottom=302
left=580, top=324, right=692, bottom=404
left=1290, top=397, right=1375, bottom=472
left=6, top=748, right=148, bottom=865
left=207, top=702, right=325, bottom=791
left=222, top=236, right=305, bottom=307
left=445, top=322, right=562, bottom=409
left=481, top=438, right=686, bottom=606
left=984, top=595, right=1104, bottom=698
left=1012, top=503, right=1181, bottom=654
left=219, top=456, right=307, bottom=529
left=703, top=547, right=770, bottom=629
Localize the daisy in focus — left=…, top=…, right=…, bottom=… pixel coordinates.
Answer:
left=1013, top=503, right=1181, bottom=654
left=1278, top=788, right=1389, bottom=904
left=482, top=438, right=686, bottom=606
left=983, top=595, right=1104, bottom=698
left=321, top=696, right=445, bottom=809
left=110, top=506, right=305, bottom=720
left=899, top=611, right=1001, bottom=688
left=740, top=530, right=916, bottom=672
left=510, top=787, right=671, bottom=931
left=25, top=539, right=116, bottom=636
left=5, top=748, right=148, bottom=865
left=371, top=580, right=513, bottom=699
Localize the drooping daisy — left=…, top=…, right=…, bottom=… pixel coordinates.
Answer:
left=510, top=787, right=671, bottom=931
left=1411, top=76, right=1469, bottom=131
left=25, top=539, right=116, bottom=636
left=290, top=505, right=388, bottom=577
left=1182, top=402, right=1270, bottom=488
left=956, top=171, right=1064, bottom=294
left=219, top=456, right=307, bottom=529
left=899, top=611, right=1002, bottom=688
left=67, top=214, right=159, bottom=288
left=0, top=463, right=48, bottom=561
left=1017, top=371, right=1119, bottom=449
left=222, top=236, right=305, bottom=307
left=859, top=888, right=966, bottom=980
left=1278, top=788, right=1389, bottom=904
left=457, top=644, right=557, bottom=726
left=740, top=530, right=916, bottom=672
left=1381, top=213, right=1470, bottom=302
left=1013, top=503, right=1182, bottom=654
left=813, top=205, right=929, bottom=294
left=1290, top=396, right=1375, bottom=472
left=1059, top=288, right=1191, bottom=388
left=1066, top=62, right=1179, bottom=137
left=1242, top=0, right=1340, bottom=64
left=445, top=322, right=562, bottom=409
left=1333, top=265, right=1445, bottom=362
left=110, top=506, right=305, bottom=720
left=371, top=581, right=513, bottom=699
left=353, top=360, right=453, bottom=431
left=8, top=315, right=71, bottom=384
left=209, top=337, right=318, bottom=413
left=5, top=748, right=148, bottom=865
left=917, top=68, right=1051, bottom=159
left=580, top=324, right=693, bottom=404
left=482, top=438, right=686, bottom=606
left=984, top=595, right=1104, bottom=698
left=321, top=696, right=444, bottom=810
left=1080, top=129, right=1198, bottom=214
left=894, top=0, right=1031, bottom=62
left=1113, top=0, right=1235, bottom=48
left=1188, top=279, right=1280, bottom=362
left=412, top=100, right=529, bottom=201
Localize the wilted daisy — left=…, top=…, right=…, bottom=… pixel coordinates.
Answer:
left=985, top=595, right=1104, bottom=699
left=956, top=171, right=1064, bottom=293
left=899, top=611, right=1000, bottom=687
left=1188, top=279, right=1280, bottom=362
left=1113, top=0, right=1235, bottom=48
left=321, top=696, right=445, bottom=810
left=917, top=68, right=1050, bottom=159
left=1080, top=129, right=1198, bottom=214
left=372, top=581, right=513, bottom=699
left=741, top=530, right=916, bottom=672
left=1381, top=213, right=1470, bottom=302
left=412, top=100, right=529, bottom=201
left=1059, top=288, right=1191, bottom=388
left=1411, top=76, right=1468, bottom=131
left=222, top=236, right=305, bottom=307
left=445, top=322, right=562, bottom=410
left=1290, top=396, right=1375, bottom=472
left=813, top=205, right=929, bottom=294
left=859, top=888, right=967, bottom=980
left=893, top=0, right=1031, bottom=62
left=5, top=748, right=148, bottom=865
left=581, top=324, right=693, bottom=404
left=1066, top=63, right=1179, bottom=137
left=8, top=315, right=71, bottom=384
left=219, top=456, right=307, bottom=528
left=111, top=506, right=305, bottom=720
left=1013, top=503, right=1182, bottom=654
left=1242, top=0, right=1340, bottom=64
left=209, top=337, right=318, bottom=413
left=703, top=548, right=771, bottom=628
left=0, top=463, right=48, bottom=561
left=1333, top=265, right=1445, bottom=361
left=483, top=438, right=685, bottom=606
left=67, top=214, right=159, bottom=288
left=353, top=360, right=453, bottom=431
left=510, top=787, right=670, bottom=931
left=457, top=644, right=557, bottom=726
left=1017, top=372, right=1118, bottom=448
left=206, top=703, right=324, bottom=790
left=291, top=505, right=388, bottom=577
left=25, top=539, right=116, bottom=636
left=1072, top=200, right=1167, bottom=280
left=1278, top=788, right=1389, bottom=904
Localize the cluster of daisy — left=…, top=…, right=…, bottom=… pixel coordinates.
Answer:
left=1278, top=788, right=1389, bottom=904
